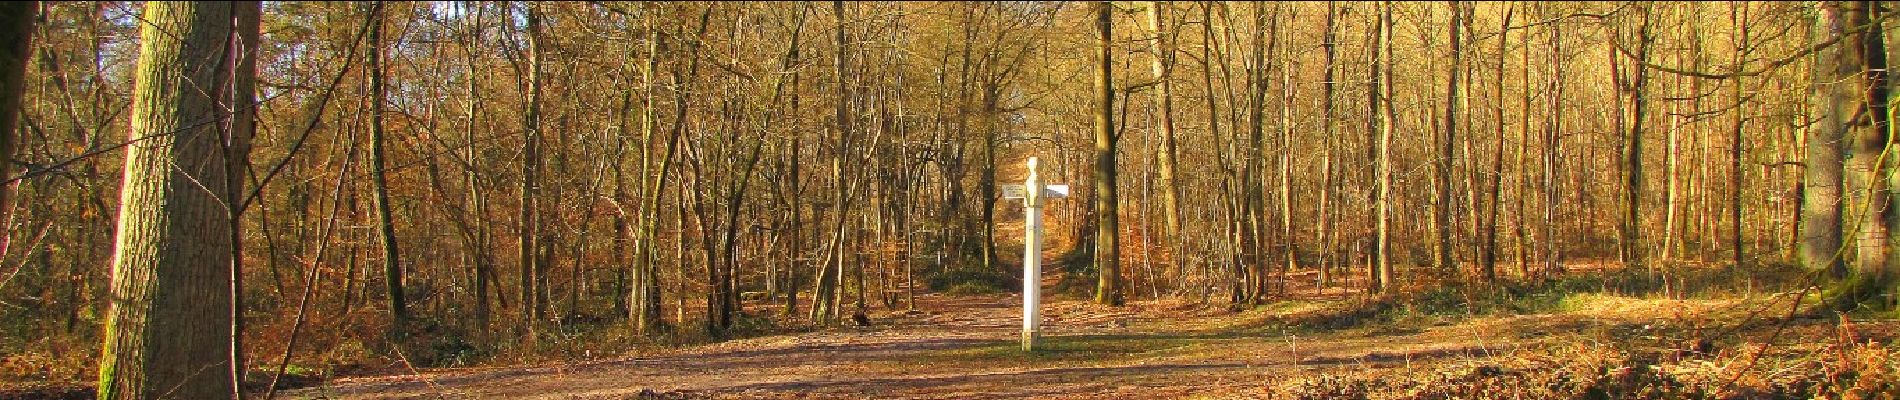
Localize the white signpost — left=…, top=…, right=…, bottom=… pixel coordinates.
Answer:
left=1004, top=157, right=1066, bottom=351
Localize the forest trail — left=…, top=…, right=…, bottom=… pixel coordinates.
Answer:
left=286, top=291, right=1607, bottom=399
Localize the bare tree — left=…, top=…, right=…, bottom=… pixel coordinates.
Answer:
left=1372, top=0, right=1393, bottom=293
left=1093, top=0, right=1123, bottom=306
left=518, top=1, right=546, bottom=332
left=1147, top=1, right=1184, bottom=290
left=1436, top=0, right=1461, bottom=274
left=1481, top=3, right=1515, bottom=283
left=814, top=0, right=856, bottom=324
left=1816, top=0, right=1896, bottom=310
left=366, top=0, right=407, bottom=332
left=1615, top=4, right=1653, bottom=271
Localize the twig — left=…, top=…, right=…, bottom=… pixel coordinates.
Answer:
left=262, top=122, right=361, bottom=400
left=240, top=2, right=381, bottom=213
left=1717, top=282, right=1815, bottom=391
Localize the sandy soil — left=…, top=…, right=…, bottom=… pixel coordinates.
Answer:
left=285, top=292, right=1560, bottom=399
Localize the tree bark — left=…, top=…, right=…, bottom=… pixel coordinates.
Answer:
left=1619, top=5, right=1653, bottom=271
left=1481, top=4, right=1514, bottom=283
left=711, top=7, right=805, bottom=333
left=0, top=1, right=27, bottom=237
left=1821, top=0, right=1897, bottom=310
left=1274, top=3, right=1297, bottom=297
left=1373, top=0, right=1394, bottom=293
left=1803, top=1, right=1849, bottom=277
left=1317, top=1, right=1338, bottom=289
left=783, top=135, right=803, bottom=319
left=1728, top=2, right=1749, bottom=270
left=366, top=1, right=406, bottom=331
left=97, top=2, right=254, bottom=398
left=1543, top=3, right=1564, bottom=276
left=1437, top=0, right=1461, bottom=275
left=457, top=1, right=497, bottom=332
left=1147, top=1, right=1184, bottom=291
left=518, top=1, right=545, bottom=333
left=1093, top=0, right=1123, bottom=306
left=1199, top=1, right=1234, bottom=302
left=1244, top=3, right=1271, bottom=303
left=1871, top=0, right=1899, bottom=311
left=635, top=6, right=710, bottom=334
left=1842, top=0, right=1890, bottom=289
left=815, top=0, right=856, bottom=324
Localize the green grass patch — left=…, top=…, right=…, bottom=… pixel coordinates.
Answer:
left=926, top=268, right=1016, bottom=293
left=945, top=281, right=1003, bottom=296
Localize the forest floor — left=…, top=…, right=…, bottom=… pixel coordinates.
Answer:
left=283, top=265, right=1900, bottom=399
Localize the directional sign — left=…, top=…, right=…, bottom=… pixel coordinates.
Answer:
left=1004, top=184, right=1066, bottom=199
left=1012, top=157, right=1066, bottom=352
left=1002, top=184, right=1028, bottom=199
left=1043, top=185, right=1069, bottom=198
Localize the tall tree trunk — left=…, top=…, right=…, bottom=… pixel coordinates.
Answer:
left=1200, top=1, right=1232, bottom=302
left=1872, top=0, right=1899, bottom=311
left=97, top=2, right=254, bottom=398
left=1543, top=4, right=1564, bottom=276
left=229, top=2, right=261, bottom=392
left=1093, top=0, right=1123, bottom=306
left=783, top=136, right=803, bottom=319
left=1843, top=0, right=1890, bottom=288
left=712, top=8, right=806, bottom=333
left=631, top=6, right=662, bottom=334
left=1244, top=3, right=1271, bottom=303
left=1147, top=1, right=1184, bottom=290
left=981, top=82, right=1001, bottom=276
left=1372, top=0, right=1393, bottom=293
left=815, top=0, right=856, bottom=324
left=1729, top=2, right=1749, bottom=270
left=783, top=15, right=809, bottom=316
left=1514, top=7, right=1533, bottom=278
left=1819, top=0, right=1898, bottom=310
left=1481, top=4, right=1514, bottom=283
left=1619, top=5, right=1653, bottom=270
left=518, top=2, right=545, bottom=333
left=1436, top=0, right=1461, bottom=274
left=1317, top=0, right=1337, bottom=289
left=1274, top=4, right=1296, bottom=297
left=980, top=87, right=998, bottom=274
left=1803, top=0, right=1849, bottom=276
left=0, top=2, right=27, bottom=243
left=366, top=1, right=407, bottom=332
left=609, top=9, right=640, bottom=321
left=635, top=7, right=710, bottom=334
left=459, top=1, right=496, bottom=331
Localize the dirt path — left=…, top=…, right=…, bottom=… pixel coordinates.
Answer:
left=286, top=294, right=1525, bottom=399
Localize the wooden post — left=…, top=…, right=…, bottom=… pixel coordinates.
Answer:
left=1009, top=157, right=1068, bottom=351
left=1022, top=157, right=1044, bottom=351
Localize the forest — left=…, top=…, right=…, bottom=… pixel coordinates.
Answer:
left=1, top=1, right=1898, bottom=399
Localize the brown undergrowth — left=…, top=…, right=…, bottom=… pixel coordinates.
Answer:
left=1261, top=261, right=1898, bottom=400
left=1272, top=319, right=1897, bottom=400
